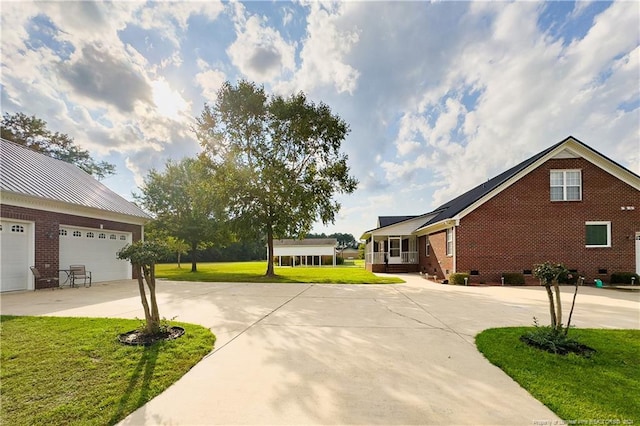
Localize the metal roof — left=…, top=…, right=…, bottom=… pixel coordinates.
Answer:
left=0, top=138, right=150, bottom=219
left=273, top=238, right=337, bottom=246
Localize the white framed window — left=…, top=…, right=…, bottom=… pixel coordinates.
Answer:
left=59, top=229, right=67, bottom=236
left=11, top=225, right=25, bottom=233
left=586, top=221, right=611, bottom=248
left=425, top=237, right=430, bottom=257
left=98, top=233, right=106, bottom=239
left=446, top=228, right=453, bottom=256
left=110, top=234, right=117, bottom=240
left=120, top=235, right=126, bottom=241
left=550, top=169, right=582, bottom=201
left=86, top=232, right=94, bottom=238
left=73, top=231, right=82, bottom=237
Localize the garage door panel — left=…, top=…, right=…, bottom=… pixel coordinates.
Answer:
left=1, top=221, right=33, bottom=292
left=59, top=227, right=132, bottom=283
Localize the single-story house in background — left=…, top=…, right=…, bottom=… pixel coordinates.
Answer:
left=361, top=136, right=640, bottom=283
left=0, top=138, right=150, bottom=292
left=338, top=247, right=359, bottom=260
left=273, top=238, right=337, bottom=266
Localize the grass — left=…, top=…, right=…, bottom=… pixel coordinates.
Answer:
left=476, top=327, right=640, bottom=423
left=0, top=315, right=215, bottom=426
left=156, top=261, right=403, bottom=284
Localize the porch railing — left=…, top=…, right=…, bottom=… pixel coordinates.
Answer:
left=366, top=252, right=418, bottom=264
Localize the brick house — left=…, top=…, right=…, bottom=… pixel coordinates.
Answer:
left=361, top=136, right=640, bottom=283
left=0, top=138, right=150, bottom=291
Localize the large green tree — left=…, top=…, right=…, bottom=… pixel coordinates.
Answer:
left=195, top=80, right=358, bottom=277
left=136, top=155, right=228, bottom=272
left=1, top=112, right=115, bottom=179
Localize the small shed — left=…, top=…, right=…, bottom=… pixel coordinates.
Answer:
left=273, top=239, right=337, bottom=267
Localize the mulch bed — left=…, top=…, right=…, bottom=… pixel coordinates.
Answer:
left=118, top=326, right=185, bottom=346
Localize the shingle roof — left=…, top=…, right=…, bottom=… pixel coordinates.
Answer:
left=273, top=238, right=337, bottom=246
left=0, top=138, right=150, bottom=220
left=378, top=216, right=418, bottom=227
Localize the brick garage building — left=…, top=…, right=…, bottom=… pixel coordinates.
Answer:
left=0, top=138, right=150, bottom=291
left=362, top=136, right=640, bottom=283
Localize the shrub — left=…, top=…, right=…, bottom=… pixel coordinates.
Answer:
left=502, top=273, right=525, bottom=285
left=449, top=273, right=470, bottom=285
left=520, top=319, right=595, bottom=357
left=610, top=272, right=640, bottom=284
left=558, top=270, right=579, bottom=285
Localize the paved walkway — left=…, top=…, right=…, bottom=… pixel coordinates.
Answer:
left=1, top=275, right=638, bottom=425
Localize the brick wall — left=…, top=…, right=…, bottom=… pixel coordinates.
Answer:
left=454, top=158, right=639, bottom=284
left=418, top=231, right=453, bottom=280
left=1, top=205, right=142, bottom=288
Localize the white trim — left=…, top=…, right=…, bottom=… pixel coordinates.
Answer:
left=585, top=221, right=612, bottom=248
left=1, top=191, right=149, bottom=225
left=0, top=218, right=35, bottom=291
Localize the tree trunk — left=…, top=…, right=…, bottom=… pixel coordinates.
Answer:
left=191, top=241, right=198, bottom=273
left=544, top=283, right=557, bottom=329
left=553, top=280, right=562, bottom=331
left=177, top=252, right=181, bottom=269
left=135, top=264, right=154, bottom=334
left=565, top=280, right=579, bottom=335
left=265, top=225, right=275, bottom=277
left=148, top=262, right=160, bottom=327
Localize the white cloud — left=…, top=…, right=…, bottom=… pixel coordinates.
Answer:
left=195, top=69, right=227, bottom=103
left=227, top=11, right=296, bottom=83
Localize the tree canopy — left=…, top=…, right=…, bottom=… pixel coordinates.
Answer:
left=1, top=112, right=115, bottom=179
left=136, top=155, right=229, bottom=272
left=195, top=80, right=358, bottom=276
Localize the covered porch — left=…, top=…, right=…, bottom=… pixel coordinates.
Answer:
left=364, top=235, right=419, bottom=273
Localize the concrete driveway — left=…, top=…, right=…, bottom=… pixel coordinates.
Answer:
left=1, top=275, right=638, bottom=425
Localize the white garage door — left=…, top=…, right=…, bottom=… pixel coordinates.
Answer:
left=0, top=221, right=34, bottom=292
left=59, top=226, right=132, bottom=283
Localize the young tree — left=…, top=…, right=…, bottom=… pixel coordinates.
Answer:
left=195, top=80, right=358, bottom=277
left=136, top=155, right=228, bottom=272
left=533, top=261, right=570, bottom=331
left=166, top=237, right=190, bottom=269
left=117, top=240, right=170, bottom=335
left=1, top=112, right=115, bottom=179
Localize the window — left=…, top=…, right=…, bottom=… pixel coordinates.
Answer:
left=59, top=229, right=67, bottom=236
left=86, top=232, right=94, bottom=238
left=73, top=231, right=82, bottom=237
left=120, top=235, right=126, bottom=241
left=446, top=228, right=453, bottom=256
left=110, top=234, right=117, bottom=240
left=586, top=221, right=611, bottom=247
left=550, top=170, right=581, bottom=201
left=98, top=233, right=106, bottom=239
left=425, top=237, right=430, bottom=257
left=11, top=225, right=25, bottom=233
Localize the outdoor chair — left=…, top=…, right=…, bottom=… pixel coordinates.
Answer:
left=30, top=266, right=60, bottom=289
left=69, top=265, right=92, bottom=287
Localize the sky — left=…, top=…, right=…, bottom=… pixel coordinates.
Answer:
left=1, top=0, right=639, bottom=240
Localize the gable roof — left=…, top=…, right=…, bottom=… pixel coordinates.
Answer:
left=0, top=138, right=150, bottom=220
left=273, top=238, right=337, bottom=246
left=416, top=136, right=640, bottom=232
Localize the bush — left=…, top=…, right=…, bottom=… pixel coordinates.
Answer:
left=449, top=273, right=470, bottom=285
left=520, top=322, right=595, bottom=357
left=610, top=272, right=640, bottom=284
left=502, top=273, right=525, bottom=285
left=558, top=270, right=579, bottom=285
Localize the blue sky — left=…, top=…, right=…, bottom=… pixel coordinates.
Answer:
left=2, top=1, right=638, bottom=239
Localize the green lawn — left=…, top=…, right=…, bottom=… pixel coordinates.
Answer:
left=155, top=261, right=403, bottom=284
left=0, top=316, right=215, bottom=426
left=476, top=327, right=640, bottom=423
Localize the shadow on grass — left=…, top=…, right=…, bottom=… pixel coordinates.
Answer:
left=109, top=344, right=159, bottom=425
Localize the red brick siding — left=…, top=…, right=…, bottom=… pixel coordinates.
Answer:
left=455, top=158, right=639, bottom=284
left=418, top=231, right=453, bottom=279
left=1, top=205, right=143, bottom=288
